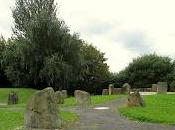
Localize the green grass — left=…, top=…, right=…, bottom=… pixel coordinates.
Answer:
left=0, top=88, right=122, bottom=130
left=61, top=95, right=123, bottom=107
left=60, top=111, right=79, bottom=127
left=119, top=94, right=175, bottom=124
left=0, top=88, right=36, bottom=104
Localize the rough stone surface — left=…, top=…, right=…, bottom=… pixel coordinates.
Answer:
left=55, top=91, right=64, bottom=104
left=157, top=82, right=167, bottom=93
left=121, top=83, right=131, bottom=94
left=102, top=89, right=109, bottom=95
left=61, top=90, right=68, bottom=99
left=128, top=91, right=145, bottom=107
left=8, top=91, right=18, bottom=105
left=25, top=87, right=60, bottom=130
left=170, top=81, right=175, bottom=92
left=74, top=90, right=91, bottom=106
left=108, top=84, right=114, bottom=95
left=152, top=84, right=158, bottom=92
left=113, top=88, right=122, bottom=94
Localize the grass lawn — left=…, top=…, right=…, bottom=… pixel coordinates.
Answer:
left=61, top=95, right=123, bottom=107
left=119, top=94, right=175, bottom=124
left=0, top=88, right=122, bottom=130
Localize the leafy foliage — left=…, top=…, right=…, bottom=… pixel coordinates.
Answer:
left=113, top=54, right=175, bottom=88
left=0, top=0, right=110, bottom=94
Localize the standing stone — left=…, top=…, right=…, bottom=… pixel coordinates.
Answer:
left=128, top=91, right=145, bottom=107
left=121, top=83, right=131, bottom=94
left=61, top=90, right=68, bottom=99
left=74, top=90, right=91, bottom=106
left=55, top=91, right=64, bottom=104
left=157, top=82, right=167, bottom=93
left=170, top=81, right=175, bottom=92
left=102, top=89, right=109, bottom=95
left=25, top=87, right=60, bottom=130
left=8, top=91, right=18, bottom=105
left=152, top=84, right=158, bottom=92
left=108, top=84, right=114, bottom=95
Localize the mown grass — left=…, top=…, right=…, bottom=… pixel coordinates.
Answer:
left=0, top=88, right=122, bottom=130
left=119, top=94, right=175, bottom=124
left=0, top=88, right=36, bottom=104
left=61, top=95, right=122, bottom=107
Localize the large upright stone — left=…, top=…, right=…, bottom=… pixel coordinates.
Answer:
left=8, top=91, right=18, bottom=105
left=61, top=90, right=68, bottom=99
left=25, top=87, right=60, bottom=130
left=121, top=83, right=131, bottom=94
left=74, top=90, right=91, bottom=106
left=108, top=84, right=114, bottom=95
left=128, top=91, right=145, bottom=107
left=55, top=91, right=64, bottom=104
left=102, top=89, right=109, bottom=95
left=157, top=82, right=167, bottom=93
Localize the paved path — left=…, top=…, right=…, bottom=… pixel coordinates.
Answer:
left=64, top=98, right=175, bottom=130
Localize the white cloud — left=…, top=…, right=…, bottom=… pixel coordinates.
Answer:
left=1, top=0, right=175, bottom=72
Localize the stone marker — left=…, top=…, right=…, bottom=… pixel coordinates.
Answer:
left=108, top=84, right=114, bottom=95
left=121, top=83, right=131, bottom=94
left=8, top=91, right=18, bottom=105
left=152, top=84, right=158, bottom=92
left=61, top=90, right=68, bottom=99
left=102, top=89, right=109, bottom=95
left=25, top=87, right=60, bottom=130
left=170, top=81, right=175, bottom=92
left=157, top=82, right=167, bottom=93
left=55, top=91, right=64, bottom=104
left=128, top=91, right=145, bottom=107
left=113, top=88, right=122, bottom=94
left=74, top=90, right=91, bottom=106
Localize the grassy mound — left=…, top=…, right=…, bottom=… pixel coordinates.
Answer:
left=119, top=94, right=175, bottom=124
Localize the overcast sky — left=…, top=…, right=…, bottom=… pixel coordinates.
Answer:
left=1, top=0, right=175, bottom=72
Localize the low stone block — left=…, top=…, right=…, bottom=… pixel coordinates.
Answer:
left=55, top=91, right=64, bottom=104
left=128, top=91, right=145, bottom=107
left=8, top=91, right=18, bottom=105
left=102, top=89, right=109, bottom=95
left=61, top=90, right=68, bottom=99
left=121, top=83, right=131, bottom=94
left=74, top=90, right=91, bottom=106
left=112, top=88, right=122, bottom=94
left=157, top=82, right=167, bottom=93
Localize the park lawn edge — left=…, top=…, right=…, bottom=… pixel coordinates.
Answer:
left=118, top=94, right=175, bottom=125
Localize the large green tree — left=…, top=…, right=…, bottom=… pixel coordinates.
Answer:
left=114, top=54, right=174, bottom=88
left=77, top=43, right=110, bottom=93
left=3, top=0, right=82, bottom=90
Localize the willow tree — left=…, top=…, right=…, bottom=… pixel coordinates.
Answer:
left=4, top=0, right=82, bottom=89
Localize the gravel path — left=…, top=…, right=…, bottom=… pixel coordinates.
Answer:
left=64, top=98, right=175, bottom=130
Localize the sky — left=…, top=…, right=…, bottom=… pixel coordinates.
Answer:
left=1, top=0, right=175, bottom=72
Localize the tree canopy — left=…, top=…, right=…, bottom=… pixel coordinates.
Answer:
left=113, top=54, right=175, bottom=88
left=0, top=0, right=110, bottom=94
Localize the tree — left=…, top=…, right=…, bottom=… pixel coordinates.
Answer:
left=0, top=36, right=11, bottom=86
left=4, top=0, right=82, bottom=90
left=77, top=43, right=110, bottom=94
left=116, top=54, right=174, bottom=88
